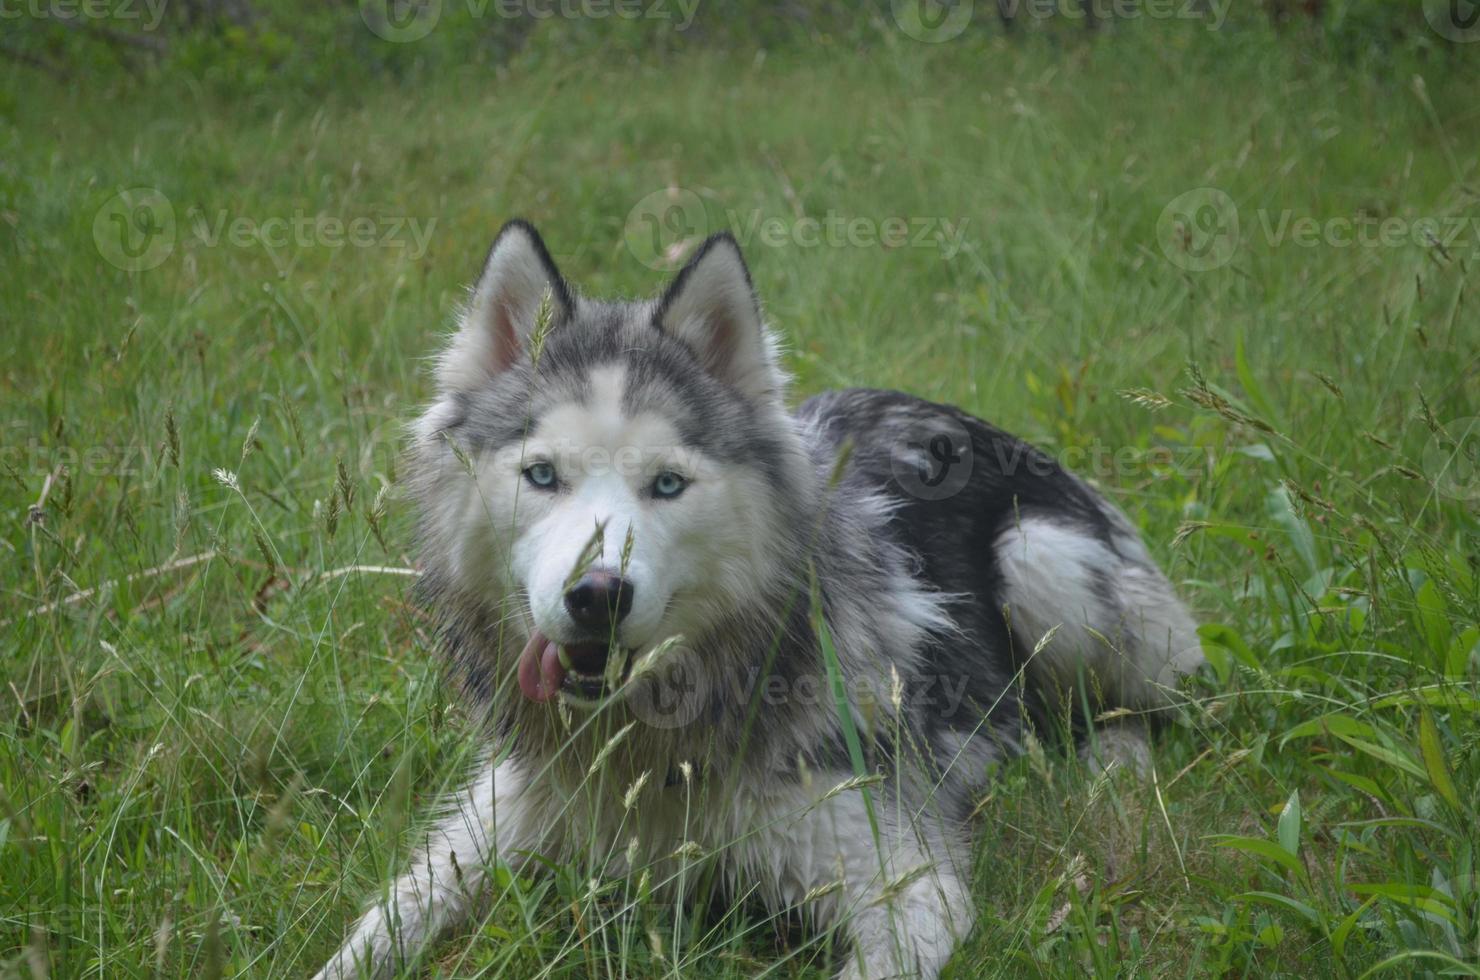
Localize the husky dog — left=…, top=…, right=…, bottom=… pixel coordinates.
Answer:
left=314, top=221, right=1203, bottom=979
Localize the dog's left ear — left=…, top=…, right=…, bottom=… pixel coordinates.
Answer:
left=655, top=233, right=784, bottom=402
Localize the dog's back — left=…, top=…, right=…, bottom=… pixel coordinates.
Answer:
left=801, top=387, right=1203, bottom=776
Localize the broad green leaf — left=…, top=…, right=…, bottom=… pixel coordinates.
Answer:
left=1371, top=688, right=1480, bottom=712
left=1348, top=882, right=1458, bottom=924
left=1277, top=790, right=1301, bottom=856
left=1236, top=334, right=1283, bottom=430
left=1445, top=626, right=1479, bottom=680
left=1280, top=712, right=1375, bottom=748
left=1212, top=835, right=1305, bottom=877
left=1417, top=709, right=1460, bottom=810
left=1356, top=951, right=1480, bottom=979
left=1333, top=734, right=1427, bottom=780
left=1331, top=895, right=1378, bottom=957
left=1200, top=622, right=1260, bottom=670
left=1254, top=915, right=1285, bottom=948
left=1414, top=579, right=1451, bottom=657
left=1236, top=890, right=1320, bottom=925
left=1325, top=769, right=1394, bottom=808
left=1337, top=816, right=1460, bottom=840
left=1266, top=484, right=1318, bottom=577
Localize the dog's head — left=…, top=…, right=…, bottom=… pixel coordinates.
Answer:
left=412, top=221, right=811, bottom=710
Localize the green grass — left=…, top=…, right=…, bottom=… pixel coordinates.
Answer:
left=2, top=17, right=1477, bottom=979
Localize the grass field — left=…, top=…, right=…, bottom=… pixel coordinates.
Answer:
left=2, top=13, right=1478, bottom=978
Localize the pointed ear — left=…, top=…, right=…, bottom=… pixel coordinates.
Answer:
left=437, top=220, right=572, bottom=393
left=653, top=233, right=784, bottom=402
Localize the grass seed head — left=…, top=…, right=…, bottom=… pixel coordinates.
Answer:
left=623, top=770, right=651, bottom=809
left=164, top=406, right=180, bottom=467
left=366, top=484, right=390, bottom=551
left=335, top=457, right=355, bottom=513
left=241, top=415, right=260, bottom=463
left=586, top=721, right=636, bottom=777
left=528, top=286, right=556, bottom=368
left=252, top=527, right=275, bottom=572
left=1118, top=387, right=1172, bottom=411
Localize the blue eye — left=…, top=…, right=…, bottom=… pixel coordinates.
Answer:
left=523, top=462, right=558, bottom=489
left=652, top=471, right=688, bottom=499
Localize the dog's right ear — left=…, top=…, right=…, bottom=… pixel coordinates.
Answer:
left=437, top=220, right=572, bottom=393
left=654, top=232, right=785, bottom=403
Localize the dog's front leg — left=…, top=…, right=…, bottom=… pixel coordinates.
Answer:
left=313, top=754, right=543, bottom=980
left=755, top=778, right=971, bottom=980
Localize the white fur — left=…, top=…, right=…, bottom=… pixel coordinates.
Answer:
left=313, top=758, right=537, bottom=980
left=994, top=516, right=1201, bottom=771
left=324, top=361, right=971, bottom=979
left=314, top=754, right=969, bottom=980
left=441, top=362, right=792, bottom=658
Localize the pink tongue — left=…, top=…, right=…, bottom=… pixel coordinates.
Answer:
left=517, top=631, right=565, bottom=702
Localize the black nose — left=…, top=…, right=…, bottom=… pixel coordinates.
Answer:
left=564, top=572, right=634, bottom=632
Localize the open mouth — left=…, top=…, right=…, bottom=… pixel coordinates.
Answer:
left=516, top=631, right=633, bottom=706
